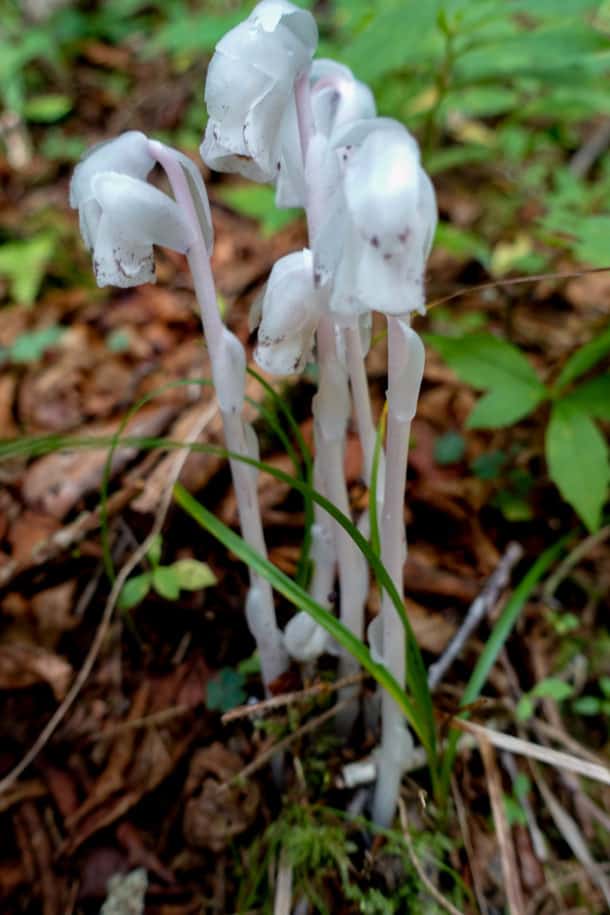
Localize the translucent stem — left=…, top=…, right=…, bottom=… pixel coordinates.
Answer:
left=371, top=316, right=424, bottom=826
left=150, top=140, right=287, bottom=690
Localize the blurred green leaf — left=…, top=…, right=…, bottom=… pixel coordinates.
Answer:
left=427, top=333, right=548, bottom=428
left=434, top=223, right=491, bottom=266
left=170, top=558, right=217, bottom=591
left=555, top=326, right=610, bottom=390
left=152, top=565, right=180, bottom=601
left=118, top=573, right=151, bottom=610
left=4, top=326, right=64, bottom=364
left=219, top=184, right=300, bottom=236
left=147, top=533, right=163, bottom=567
left=0, top=234, right=56, bottom=306
left=531, top=677, right=573, bottom=701
left=546, top=402, right=609, bottom=532
left=23, top=93, right=72, bottom=123
left=434, top=431, right=466, bottom=465
left=471, top=450, right=506, bottom=480
left=207, top=667, right=247, bottom=713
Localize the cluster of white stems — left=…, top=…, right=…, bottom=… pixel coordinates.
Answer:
left=70, top=0, right=436, bottom=828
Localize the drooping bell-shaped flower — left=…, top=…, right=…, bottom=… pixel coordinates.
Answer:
left=277, top=59, right=376, bottom=209
left=70, top=132, right=207, bottom=289
left=253, top=248, right=322, bottom=375
left=200, top=0, right=318, bottom=185
left=312, top=119, right=437, bottom=318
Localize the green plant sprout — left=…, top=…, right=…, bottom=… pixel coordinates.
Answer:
left=117, top=532, right=216, bottom=611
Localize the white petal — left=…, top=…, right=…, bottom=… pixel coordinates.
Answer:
left=254, top=249, right=321, bottom=375
left=386, top=322, right=425, bottom=422
left=200, top=120, right=272, bottom=183
left=344, top=129, right=421, bottom=257
left=70, top=130, right=154, bottom=208
left=204, top=48, right=271, bottom=125
left=92, top=172, right=193, bottom=253
left=310, top=59, right=376, bottom=138
left=284, top=612, right=330, bottom=662
left=274, top=95, right=306, bottom=207
left=419, top=167, right=437, bottom=260
left=250, top=0, right=318, bottom=51
left=92, top=213, right=154, bottom=289
left=173, top=150, right=214, bottom=253
left=78, top=198, right=101, bottom=251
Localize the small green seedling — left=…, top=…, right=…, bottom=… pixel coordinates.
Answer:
left=118, top=533, right=216, bottom=610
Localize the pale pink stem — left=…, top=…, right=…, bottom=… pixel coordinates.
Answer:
left=149, top=139, right=287, bottom=690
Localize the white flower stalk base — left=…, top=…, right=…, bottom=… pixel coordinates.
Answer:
left=149, top=140, right=287, bottom=691
left=371, top=317, right=425, bottom=827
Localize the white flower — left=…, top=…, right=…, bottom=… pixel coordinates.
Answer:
left=277, top=59, right=376, bottom=209
left=253, top=248, right=322, bottom=375
left=313, top=119, right=437, bottom=317
left=70, top=132, right=205, bottom=289
left=200, top=0, right=317, bottom=184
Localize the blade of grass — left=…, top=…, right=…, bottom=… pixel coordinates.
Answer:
left=1, top=430, right=438, bottom=769
left=173, top=482, right=423, bottom=739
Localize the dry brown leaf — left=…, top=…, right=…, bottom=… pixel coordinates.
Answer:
left=22, top=403, right=177, bottom=518
left=183, top=743, right=260, bottom=852
left=0, top=642, right=72, bottom=700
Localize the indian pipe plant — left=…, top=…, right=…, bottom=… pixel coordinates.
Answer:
left=70, top=0, right=438, bottom=828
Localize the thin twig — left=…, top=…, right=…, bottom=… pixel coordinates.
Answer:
left=532, top=765, right=610, bottom=911
left=221, top=673, right=364, bottom=723
left=569, top=118, right=610, bottom=177
left=426, top=266, right=610, bottom=312
left=398, top=798, right=465, bottom=915
left=478, top=734, right=526, bottom=915
left=454, top=718, right=610, bottom=786
left=219, top=697, right=355, bottom=791
left=0, top=401, right=217, bottom=795
left=428, top=542, right=523, bottom=689
left=451, top=777, right=490, bottom=915
left=89, top=704, right=191, bottom=743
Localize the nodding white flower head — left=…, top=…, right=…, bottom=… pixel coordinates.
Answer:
left=312, top=118, right=437, bottom=318
left=277, top=59, right=376, bottom=208
left=253, top=248, right=322, bottom=375
left=200, top=0, right=318, bottom=184
left=70, top=131, right=206, bottom=289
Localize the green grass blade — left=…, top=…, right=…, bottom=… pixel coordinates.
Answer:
left=173, top=482, right=423, bottom=740
left=0, top=430, right=437, bottom=761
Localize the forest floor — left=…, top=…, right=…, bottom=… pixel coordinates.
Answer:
left=1, top=19, right=609, bottom=915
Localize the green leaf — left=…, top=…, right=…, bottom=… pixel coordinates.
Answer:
left=531, top=677, right=573, bottom=701
left=0, top=234, right=56, bottom=306
left=218, top=184, right=300, bottom=236
left=152, top=565, right=180, bottom=601
left=555, top=324, right=610, bottom=389
left=546, top=402, right=609, bottom=532
left=173, top=483, right=436, bottom=764
left=471, top=450, right=506, bottom=480
left=5, top=326, right=64, bottom=365
left=207, top=668, right=247, bottom=713
left=434, top=431, right=466, bottom=465
left=516, top=695, right=535, bottom=721
left=146, top=533, right=163, bottom=567
left=118, top=573, right=151, bottom=610
left=171, top=558, right=217, bottom=591
left=562, top=375, right=610, bottom=421
left=23, top=93, right=72, bottom=122
left=572, top=696, right=601, bottom=716
left=427, top=333, right=548, bottom=429
left=433, top=222, right=491, bottom=266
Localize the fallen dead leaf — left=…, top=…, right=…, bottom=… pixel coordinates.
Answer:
left=183, top=743, right=260, bottom=853
left=0, top=643, right=72, bottom=700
